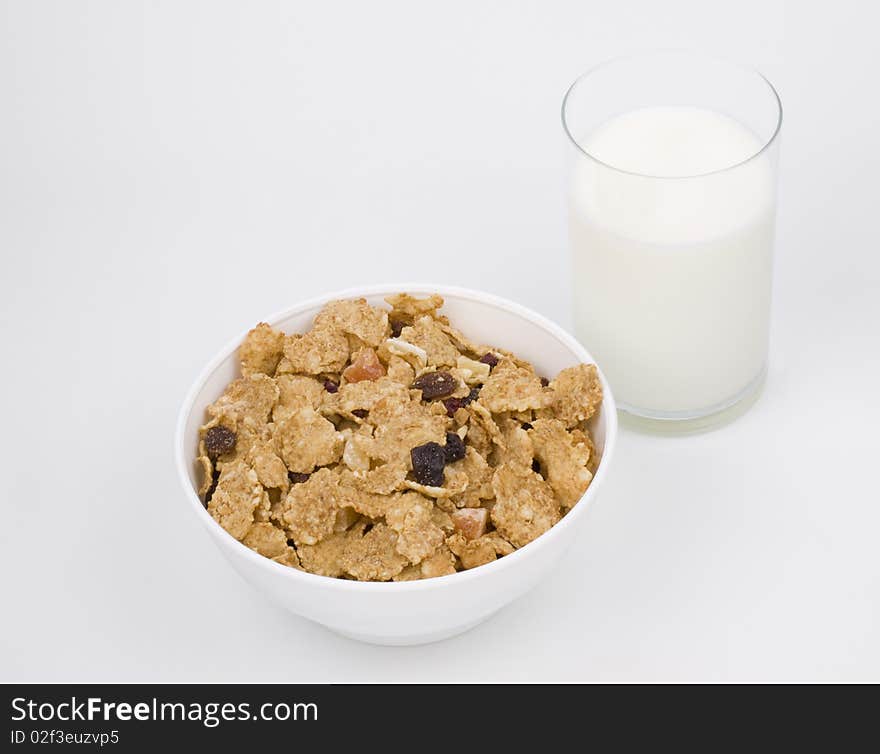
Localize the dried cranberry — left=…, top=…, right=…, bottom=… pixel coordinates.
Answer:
left=352, top=408, right=369, bottom=419
left=444, top=432, right=466, bottom=463
left=540, top=377, right=550, bottom=387
left=390, top=319, right=405, bottom=338
left=411, top=371, right=457, bottom=400
left=288, top=471, right=310, bottom=485
left=204, top=426, right=236, bottom=458
left=442, top=397, right=463, bottom=417
left=410, top=442, right=446, bottom=487
left=442, top=386, right=481, bottom=417
left=479, top=352, right=499, bottom=368
left=323, top=379, right=339, bottom=393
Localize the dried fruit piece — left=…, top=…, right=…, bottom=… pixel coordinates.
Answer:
left=351, top=408, right=369, bottom=419
left=288, top=471, right=310, bottom=485
left=444, top=432, right=466, bottom=462
left=442, top=386, right=480, bottom=417
left=204, top=425, right=237, bottom=458
left=342, top=348, right=386, bottom=383
left=479, top=352, right=499, bottom=368
left=323, top=379, right=339, bottom=393
left=411, top=371, right=457, bottom=400
left=410, top=442, right=446, bottom=487
left=451, top=507, right=488, bottom=540
left=390, top=320, right=405, bottom=338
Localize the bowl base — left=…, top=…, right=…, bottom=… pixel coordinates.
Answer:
left=325, top=612, right=498, bottom=646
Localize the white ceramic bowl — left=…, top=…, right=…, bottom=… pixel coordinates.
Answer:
left=175, top=285, right=617, bottom=645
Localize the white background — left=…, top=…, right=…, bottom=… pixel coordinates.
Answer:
left=2, top=0, right=878, bottom=682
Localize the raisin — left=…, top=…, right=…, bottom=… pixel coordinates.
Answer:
left=444, top=432, right=466, bottom=463
left=352, top=408, right=369, bottom=419
left=443, top=386, right=481, bottom=417
left=410, top=442, right=446, bottom=487
left=390, top=319, right=406, bottom=338
left=204, top=426, right=236, bottom=459
left=479, top=352, right=499, bottom=368
left=540, top=377, right=550, bottom=387
left=204, top=469, right=220, bottom=506
left=521, top=422, right=533, bottom=430
left=323, top=379, right=339, bottom=393
left=288, top=471, right=310, bottom=485
left=442, top=397, right=462, bottom=417
left=411, top=371, right=457, bottom=400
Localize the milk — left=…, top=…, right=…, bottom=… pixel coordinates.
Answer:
left=569, top=106, right=776, bottom=415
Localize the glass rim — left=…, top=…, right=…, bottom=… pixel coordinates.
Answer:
left=561, top=51, right=783, bottom=180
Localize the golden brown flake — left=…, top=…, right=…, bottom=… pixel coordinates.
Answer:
left=399, top=316, right=462, bottom=367
left=277, top=405, right=342, bottom=474
left=385, top=292, right=446, bottom=323
left=242, top=522, right=289, bottom=558
left=367, top=395, right=449, bottom=467
left=490, top=463, right=561, bottom=548
left=385, top=493, right=446, bottom=564
left=206, top=373, right=279, bottom=428
left=273, top=374, right=326, bottom=423
left=250, top=437, right=290, bottom=491
left=280, top=468, right=341, bottom=545
left=478, top=359, right=550, bottom=413
left=446, top=531, right=513, bottom=570
left=207, top=460, right=265, bottom=540
left=315, top=298, right=389, bottom=347
left=282, top=327, right=349, bottom=375
left=196, top=455, right=214, bottom=497
left=529, top=419, right=592, bottom=508
left=240, top=322, right=285, bottom=377
left=339, top=523, right=409, bottom=581
left=548, top=363, right=603, bottom=427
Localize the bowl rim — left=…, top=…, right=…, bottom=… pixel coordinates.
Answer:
left=174, top=283, right=618, bottom=592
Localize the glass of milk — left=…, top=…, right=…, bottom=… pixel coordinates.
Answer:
left=562, top=52, right=782, bottom=432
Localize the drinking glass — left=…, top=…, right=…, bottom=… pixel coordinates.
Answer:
left=562, top=52, right=782, bottom=432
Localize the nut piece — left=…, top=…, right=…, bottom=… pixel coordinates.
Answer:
left=451, top=508, right=488, bottom=540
